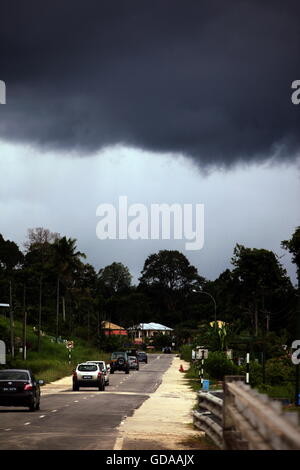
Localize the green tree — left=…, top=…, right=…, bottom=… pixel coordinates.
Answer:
left=231, top=244, right=293, bottom=335
left=282, top=226, right=300, bottom=285
left=52, top=237, right=87, bottom=339
left=98, top=262, right=132, bottom=296
left=139, top=250, right=205, bottom=325
left=139, top=250, right=203, bottom=290
left=0, top=234, right=24, bottom=273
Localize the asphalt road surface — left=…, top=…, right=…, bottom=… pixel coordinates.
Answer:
left=0, top=354, right=173, bottom=450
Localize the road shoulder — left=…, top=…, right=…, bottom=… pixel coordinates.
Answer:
left=115, top=356, right=211, bottom=450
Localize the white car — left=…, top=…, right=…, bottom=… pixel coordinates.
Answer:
left=128, top=356, right=139, bottom=370
left=72, top=363, right=105, bottom=391
left=86, top=361, right=110, bottom=385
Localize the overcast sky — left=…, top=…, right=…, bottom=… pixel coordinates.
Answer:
left=0, top=1, right=299, bottom=284
left=0, top=140, right=299, bottom=284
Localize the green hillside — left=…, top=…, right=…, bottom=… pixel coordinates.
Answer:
left=0, top=316, right=110, bottom=383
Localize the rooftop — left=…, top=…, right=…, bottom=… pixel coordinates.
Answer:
left=132, top=322, right=173, bottom=331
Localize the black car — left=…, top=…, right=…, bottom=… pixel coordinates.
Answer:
left=137, top=351, right=148, bottom=363
left=110, top=352, right=130, bottom=374
left=0, top=369, right=43, bottom=411
left=163, top=347, right=172, bottom=354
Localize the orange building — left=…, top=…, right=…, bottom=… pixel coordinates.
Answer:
left=101, top=321, right=128, bottom=336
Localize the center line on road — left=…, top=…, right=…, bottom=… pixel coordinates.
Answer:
left=4, top=428, right=11, bottom=431
left=24, top=422, right=31, bottom=426
left=51, top=410, right=57, bottom=412
left=39, top=415, right=46, bottom=418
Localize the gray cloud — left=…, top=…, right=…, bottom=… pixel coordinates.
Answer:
left=0, top=143, right=299, bottom=284
left=1, top=1, right=300, bottom=165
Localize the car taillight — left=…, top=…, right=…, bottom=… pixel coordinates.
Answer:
left=73, top=372, right=77, bottom=379
left=24, top=384, right=33, bottom=391
left=97, top=372, right=102, bottom=378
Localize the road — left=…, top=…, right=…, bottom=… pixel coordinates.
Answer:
left=0, top=354, right=173, bottom=450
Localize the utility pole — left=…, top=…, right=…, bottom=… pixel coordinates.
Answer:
left=38, top=275, right=42, bottom=352
left=22, top=284, right=27, bottom=360
left=9, top=281, right=14, bottom=359
left=56, top=278, right=60, bottom=342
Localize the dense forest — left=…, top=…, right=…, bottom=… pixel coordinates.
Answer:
left=0, top=226, right=299, bottom=352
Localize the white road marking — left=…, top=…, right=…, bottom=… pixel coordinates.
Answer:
left=4, top=428, right=11, bottom=431
left=51, top=409, right=57, bottom=413
left=24, top=422, right=31, bottom=426
left=74, top=400, right=79, bottom=402
left=113, top=436, right=124, bottom=450
left=39, top=415, right=46, bottom=419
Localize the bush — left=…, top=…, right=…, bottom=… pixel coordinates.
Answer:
left=180, top=344, right=193, bottom=362
left=239, top=360, right=263, bottom=387
left=99, top=334, right=129, bottom=353
left=204, top=351, right=238, bottom=380
left=258, top=383, right=295, bottom=401
left=265, top=356, right=295, bottom=386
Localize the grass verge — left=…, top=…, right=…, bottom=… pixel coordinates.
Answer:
left=0, top=316, right=110, bottom=383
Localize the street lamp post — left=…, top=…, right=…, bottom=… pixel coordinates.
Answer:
left=192, top=289, right=217, bottom=322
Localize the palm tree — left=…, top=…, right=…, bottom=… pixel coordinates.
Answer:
left=53, top=237, right=86, bottom=341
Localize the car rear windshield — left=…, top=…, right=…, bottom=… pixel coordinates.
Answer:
left=78, top=364, right=98, bottom=372
left=111, top=352, right=126, bottom=359
left=87, top=362, right=104, bottom=370
left=0, top=371, right=30, bottom=381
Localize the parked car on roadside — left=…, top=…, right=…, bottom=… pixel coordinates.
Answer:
left=110, top=352, right=130, bottom=374
left=72, top=363, right=105, bottom=391
left=137, top=351, right=148, bottom=363
left=162, top=347, right=172, bottom=354
left=128, top=356, right=139, bottom=370
left=86, top=360, right=110, bottom=385
left=0, top=369, right=44, bottom=411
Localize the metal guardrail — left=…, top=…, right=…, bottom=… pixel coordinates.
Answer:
left=193, top=391, right=223, bottom=448
left=193, top=376, right=300, bottom=450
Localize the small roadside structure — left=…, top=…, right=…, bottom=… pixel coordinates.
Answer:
left=130, top=322, right=173, bottom=344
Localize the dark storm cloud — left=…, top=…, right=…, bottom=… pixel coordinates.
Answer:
left=1, top=0, right=300, bottom=165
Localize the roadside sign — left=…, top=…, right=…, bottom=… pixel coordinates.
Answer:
left=196, top=348, right=208, bottom=360
left=226, top=349, right=233, bottom=360
left=66, top=341, right=74, bottom=349
left=0, top=340, right=6, bottom=364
